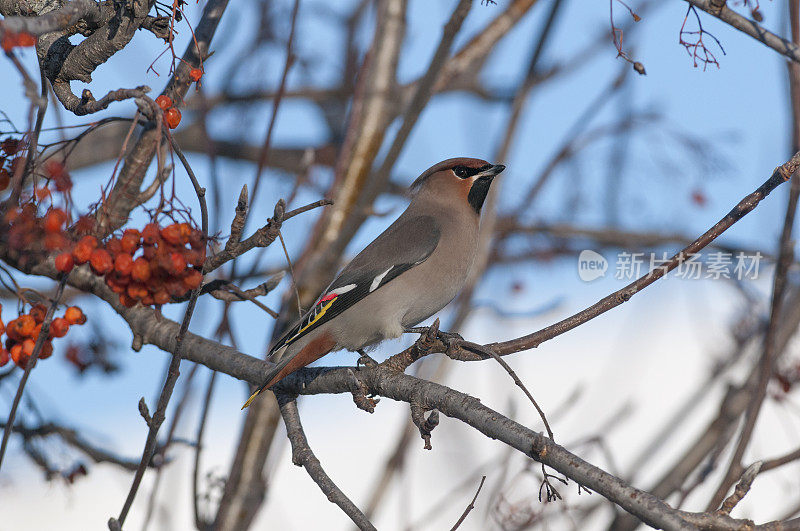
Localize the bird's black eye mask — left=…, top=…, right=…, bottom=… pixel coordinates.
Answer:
left=452, top=164, right=492, bottom=179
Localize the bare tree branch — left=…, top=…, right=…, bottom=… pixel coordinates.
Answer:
left=277, top=394, right=376, bottom=531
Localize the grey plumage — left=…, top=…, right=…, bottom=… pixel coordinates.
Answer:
left=243, top=158, right=504, bottom=407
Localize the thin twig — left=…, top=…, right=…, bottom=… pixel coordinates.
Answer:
left=111, top=135, right=209, bottom=530
left=449, top=476, right=486, bottom=531
left=245, top=0, right=300, bottom=210
left=487, top=150, right=800, bottom=357
left=277, top=229, right=302, bottom=318
left=718, top=461, right=762, bottom=515
left=482, top=349, right=554, bottom=440
left=140, top=363, right=200, bottom=531
left=193, top=369, right=217, bottom=530
left=684, top=0, right=800, bottom=64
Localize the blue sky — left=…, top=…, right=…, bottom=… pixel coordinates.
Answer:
left=2, top=0, right=800, bottom=529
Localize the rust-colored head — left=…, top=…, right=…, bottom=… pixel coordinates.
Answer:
left=410, top=157, right=505, bottom=213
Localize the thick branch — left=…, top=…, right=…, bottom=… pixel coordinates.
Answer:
left=0, top=0, right=101, bottom=37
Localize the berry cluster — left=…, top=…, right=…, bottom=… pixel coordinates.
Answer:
left=4, top=204, right=74, bottom=258
left=155, top=95, right=182, bottom=129
left=0, top=304, right=86, bottom=369
left=1, top=30, right=36, bottom=52
left=55, top=222, right=205, bottom=307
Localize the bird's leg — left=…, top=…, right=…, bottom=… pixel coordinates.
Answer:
left=403, top=320, right=464, bottom=347
left=356, top=349, right=378, bottom=368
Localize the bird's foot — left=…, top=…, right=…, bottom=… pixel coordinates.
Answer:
left=404, top=319, right=463, bottom=348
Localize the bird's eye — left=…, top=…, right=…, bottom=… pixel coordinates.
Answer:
left=453, top=166, right=468, bottom=178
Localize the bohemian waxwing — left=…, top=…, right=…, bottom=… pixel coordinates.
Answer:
left=242, top=157, right=505, bottom=408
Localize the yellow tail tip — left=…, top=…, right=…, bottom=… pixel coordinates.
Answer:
left=241, top=389, right=261, bottom=410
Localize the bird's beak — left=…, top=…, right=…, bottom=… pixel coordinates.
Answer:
left=475, top=164, right=505, bottom=180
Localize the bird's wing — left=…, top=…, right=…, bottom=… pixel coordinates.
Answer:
left=269, top=214, right=441, bottom=357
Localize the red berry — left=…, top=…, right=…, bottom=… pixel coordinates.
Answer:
left=72, top=241, right=92, bottom=264
left=50, top=317, right=69, bottom=338
left=142, top=223, right=160, bottom=245
left=44, top=160, right=65, bottom=178
left=165, top=278, right=185, bottom=297
left=119, top=293, right=137, bottom=308
left=127, top=283, right=148, bottom=300
left=39, top=341, right=53, bottom=360
left=7, top=315, right=35, bottom=340
left=167, top=252, right=186, bottom=275
left=64, top=306, right=86, bottom=325
left=164, top=108, right=181, bottom=129
left=114, top=253, right=134, bottom=276
left=155, top=95, right=172, bottom=110
left=78, top=235, right=98, bottom=249
left=182, top=269, right=203, bottom=291
left=121, top=229, right=141, bottom=253
left=56, top=253, right=75, bottom=273
left=20, top=338, right=35, bottom=362
left=89, top=248, right=113, bottom=275
left=189, top=68, right=203, bottom=82
left=48, top=162, right=72, bottom=191
left=0, top=348, right=8, bottom=367
left=178, top=223, right=192, bottom=244
left=44, top=209, right=67, bottom=233
left=153, top=290, right=170, bottom=305
left=161, top=224, right=182, bottom=245
left=106, top=237, right=122, bottom=255
left=131, top=257, right=151, bottom=282
left=30, top=304, right=47, bottom=324
left=105, top=275, right=126, bottom=294
left=10, top=343, right=25, bottom=368
left=44, top=232, right=68, bottom=251
left=185, top=248, right=205, bottom=267
left=55, top=252, right=74, bottom=273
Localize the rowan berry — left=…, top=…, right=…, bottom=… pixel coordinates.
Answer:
left=64, top=306, right=86, bottom=325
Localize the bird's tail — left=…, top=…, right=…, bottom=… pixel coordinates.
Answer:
left=241, top=357, right=291, bottom=410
